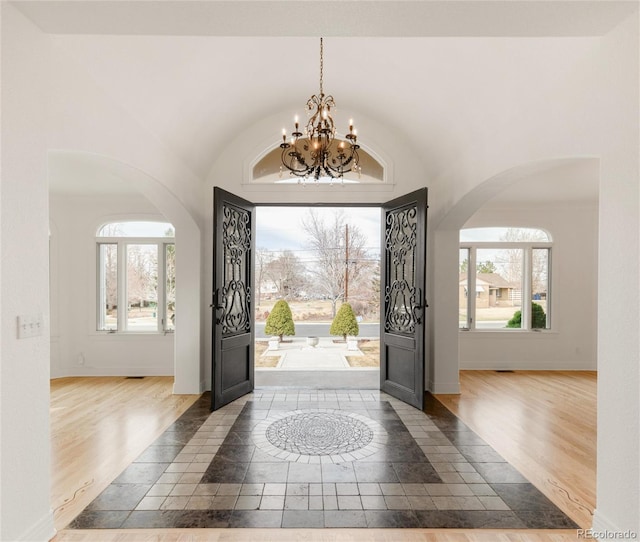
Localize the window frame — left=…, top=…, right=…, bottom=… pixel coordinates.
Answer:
left=459, top=239, right=552, bottom=332
left=96, top=234, right=175, bottom=334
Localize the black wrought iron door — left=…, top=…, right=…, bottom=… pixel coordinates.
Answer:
left=212, top=187, right=255, bottom=410
left=380, top=188, right=428, bottom=409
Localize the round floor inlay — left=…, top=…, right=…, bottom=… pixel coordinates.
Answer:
left=252, top=409, right=388, bottom=463
left=266, top=411, right=373, bottom=456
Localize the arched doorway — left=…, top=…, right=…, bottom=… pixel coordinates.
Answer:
left=48, top=150, right=202, bottom=393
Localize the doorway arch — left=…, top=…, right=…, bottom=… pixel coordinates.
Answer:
left=48, top=150, right=202, bottom=393
left=431, top=156, right=599, bottom=392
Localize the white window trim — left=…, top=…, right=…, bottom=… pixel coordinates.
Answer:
left=459, top=241, right=552, bottom=332
left=97, top=236, right=175, bottom=334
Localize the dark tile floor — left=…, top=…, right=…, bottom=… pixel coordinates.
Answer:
left=69, top=389, right=578, bottom=529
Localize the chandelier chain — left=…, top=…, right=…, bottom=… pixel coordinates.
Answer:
left=279, top=37, right=361, bottom=184
left=319, top=37, right=324, bottom=96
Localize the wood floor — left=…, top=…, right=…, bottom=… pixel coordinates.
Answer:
left=50, top=377, right=200, bottom=531
left=51, top=371, right=595, bottom=541
left=437, top=371, right=596, bottom=529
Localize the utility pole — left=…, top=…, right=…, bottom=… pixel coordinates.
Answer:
left=344, top=224, right=349, bottom=302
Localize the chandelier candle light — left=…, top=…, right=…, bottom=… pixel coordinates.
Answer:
left=280, top=38, right=361, bottom=185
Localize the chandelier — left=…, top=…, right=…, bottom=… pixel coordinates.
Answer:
left=280, top=38, right=361, bottom=184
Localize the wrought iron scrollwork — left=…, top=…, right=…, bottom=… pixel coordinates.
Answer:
left=384, top=206, right=418, bottom=334
left=219, top=204, right=251, bottom=335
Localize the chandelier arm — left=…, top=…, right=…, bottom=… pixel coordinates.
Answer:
left=322, top=165, right=338, bottom=179
left=280, top=147, right=313, bottom=176
left=325, top=146, right=359, bottom=174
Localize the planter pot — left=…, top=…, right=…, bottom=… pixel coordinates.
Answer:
left=306, top=336, right=319, bottom=347
left=268, top=338, right=279, bottom=350
left=347, top=338, right=359, bottom=351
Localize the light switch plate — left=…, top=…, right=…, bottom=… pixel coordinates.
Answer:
left=17, top=314, right=44, bottom=339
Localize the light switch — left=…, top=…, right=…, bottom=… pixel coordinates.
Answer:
left=17, top=314, right=44, bottom=339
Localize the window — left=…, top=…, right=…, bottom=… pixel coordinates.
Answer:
left=251, top=145, right=385, bottom=184
left=97, top=221, right=175, bottom=333
left=459, top=227, right=551, bottom=331
left=459, top=248, right=469, bottom=329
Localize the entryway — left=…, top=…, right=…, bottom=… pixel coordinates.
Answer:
left=212, top=188, right=428, bottom=411
left=253, top=205, right=381, bottom=389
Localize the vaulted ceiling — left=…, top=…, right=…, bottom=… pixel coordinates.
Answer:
left=18, top=1, right=636, bottom=202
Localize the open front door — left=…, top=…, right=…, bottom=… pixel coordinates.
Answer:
left=212, top=187, right=255, bottom=410
left=380, top=188, right=428, bottom=409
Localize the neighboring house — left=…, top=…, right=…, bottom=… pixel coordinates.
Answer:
left=257, top=279, right=279, bottom=301
left=459, top=273, right=521, bottom=308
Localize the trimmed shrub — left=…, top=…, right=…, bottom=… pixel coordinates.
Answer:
left=264, top=300, right=295, bottom=341
left=506, top=302, right=547, bottom=329
left=330, top=302, right=359, bottom=340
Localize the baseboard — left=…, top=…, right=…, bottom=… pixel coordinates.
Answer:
left=591, top=509, right=636, bottom=535
left=54, top=367, right=173, bottom=377
left=460, top=361, right=596, bottom=370
left=172, top=381, right=202, bottom=394
left=428, top=379, right=460, bottom=394
left=15, top=509, right=55, bottom=542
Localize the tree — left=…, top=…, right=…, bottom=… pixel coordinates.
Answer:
left=368, top=261, right=381, bottom=317
left=255, top=247, right=273, bottom=306
left=477, top=260, right=497, bottom=274
left=126, top=245, right=157, bottom=310
left=264, top=300, right=295, bottom=341
left=99, top=224, right=121, bottom=313
left=102, top=244, right=118, bottom=311
left=506, top=302, right=547, bottom=329
left=302, top=210, right=373, bottom=317
left=165, top=243, right=176, bottom=326
left=330, top=302, right=359, bottom=340
left=498, top=228, right=548, bottom=288
left=460, top=258, right=497, bottom=274
left=264, top=250, right=307, bottom=299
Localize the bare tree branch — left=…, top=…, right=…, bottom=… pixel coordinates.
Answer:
left=301, top=210, right=373, bottom=317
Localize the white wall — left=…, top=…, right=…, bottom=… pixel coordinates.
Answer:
left=0, top=5, right=55, bottom=541
left=424, top=12, right=638, bottom=533
left=592, top=13, right=639, bottom=534
left=50, top=194, right=175, bottom=377
left=459, top=203, right=598, bottom=370
left=47, top=38, right=207, bottom=393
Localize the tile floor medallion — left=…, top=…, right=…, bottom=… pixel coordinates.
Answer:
left=69, top=390, right=579, bottom=529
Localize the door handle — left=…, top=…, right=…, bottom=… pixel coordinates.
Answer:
left=414, top=288, right=424, bottom=324
left=212, top=289, right=225, bottom=324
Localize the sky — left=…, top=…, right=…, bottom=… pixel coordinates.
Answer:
left=256, top=206, right=381, bottom=256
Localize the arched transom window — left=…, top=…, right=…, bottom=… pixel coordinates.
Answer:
left=252, top=142, right=385, bottom=184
